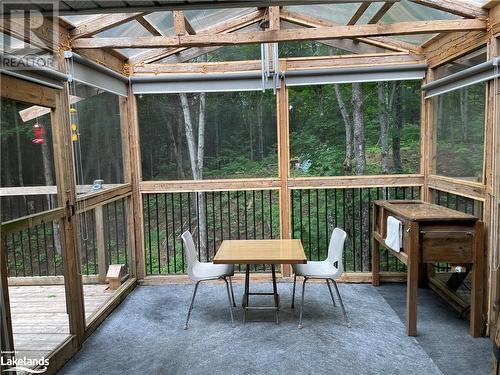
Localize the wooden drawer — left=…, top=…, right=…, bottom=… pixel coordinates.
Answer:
left=420, top=225, right=473, bottom=263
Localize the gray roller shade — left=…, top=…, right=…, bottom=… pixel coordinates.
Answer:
left=131, top=71, right=277, bottom=94
left=65, top=51, right=129, bottom=97
left=284, top=64, right=427, bottom=86
left=422, top=58, right=499, bottom=98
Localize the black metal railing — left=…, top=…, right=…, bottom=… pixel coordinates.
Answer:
left=1, top=194, right=58, bottom=222
left=78, top=197, right=130, bottom=276
left=143, top=190, right=280, bottom=275
left=3, top=196, right=129, bottom=278
left=3, top=218, right=64, bottom=277
left=291, top=186, right=421, bottom=272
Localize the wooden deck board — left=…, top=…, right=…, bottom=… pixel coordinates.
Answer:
left=8, top=283, right=114, bottom=360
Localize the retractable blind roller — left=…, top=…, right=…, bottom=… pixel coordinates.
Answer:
left=284, top=64, right=427, bottom=86
left=0, top=54, right=67, bottom=89
left=422, top=58, right=500, bottom=99
left=65, top=51, right=129, bottom=97
left=131, top=71, right=278, bottom=94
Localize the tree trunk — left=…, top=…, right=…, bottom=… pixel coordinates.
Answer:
left=460, top=87, right=469, bottom=143
left=13, top=103, right=24, bottom=187
left=41, top=137, right=62, bottom=255
left=256, top=94, right=264, bottom=160
left=179, top=92, right=207, bottom=258
left=351, top=82, right=365, bottom=176
left=378, top=82, right=389, bottom=174
left=179, top=93, right=199, bottom=180
left=166, top=118, right=185, bottom=179
left=334, top=84, right=353, bottom=174
left=197, top=93, right=206, bottom=178
left=392, top=82, right=403, bottom=173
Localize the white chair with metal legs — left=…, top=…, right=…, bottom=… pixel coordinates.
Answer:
left=291, top=227, right=352, bottom=329
left=181, top=231, right=236, bottom=330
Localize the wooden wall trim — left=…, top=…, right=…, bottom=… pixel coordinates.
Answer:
left=428, top=175, right=486, bottom=201
left=132, top=53, right=425, bottom=76
left=1, top=74, right=57, bottom=108
left=140, top=178, right=281, bottom=193
left=288, top=175, right=424, bottom=189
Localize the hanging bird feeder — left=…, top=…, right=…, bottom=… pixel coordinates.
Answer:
left=31, top=123, right=45, bottom=144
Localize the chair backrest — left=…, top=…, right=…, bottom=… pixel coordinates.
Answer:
left=181, top=231, right=200, bottom=280
left=326, top=228, right=347, bottom=272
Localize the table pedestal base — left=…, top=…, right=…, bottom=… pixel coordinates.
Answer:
left=242, top=264, right=280, bottom=324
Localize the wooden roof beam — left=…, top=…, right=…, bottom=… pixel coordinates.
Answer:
left=348, top=2, right=371, bottom=25
left=71, top=12, right=144, bottom=39
left=410, top=0, right=487, bottom=19
left=131, top=8, right=265, bottom=64
left=280, top=9, right=421, bottom=54
left=368, top=1, right=396, bottom=24
left=173, top=10, right=196, bottom=35
left=136, top=16, right=162, bottom=36
left=72, top=19, right=486, bottom=49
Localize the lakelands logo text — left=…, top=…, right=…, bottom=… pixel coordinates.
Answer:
left=1, top=354, right=49, bottom=373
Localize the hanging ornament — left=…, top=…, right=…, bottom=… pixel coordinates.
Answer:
left=71, top=123, right=78, bottom=142
left=31, top=123, right=45, bottom=144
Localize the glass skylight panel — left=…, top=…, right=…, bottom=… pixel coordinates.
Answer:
left=356, top=2, right=383, bottom=24
left=143, top=11, right=174, bottom=36
left=184, top=8, right=254, bottom=32
left=381, top=0, right=458, bottom=23
left=285, top=4, right=358, bottom=25
left=96, top=19, right=151, bottom=38
left=60, top=15, right=99, bottom=26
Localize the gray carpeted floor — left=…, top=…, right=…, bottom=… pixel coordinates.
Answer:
left=57, top=282, right=490, bottom=375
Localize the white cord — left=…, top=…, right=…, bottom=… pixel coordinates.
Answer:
left=65, top=54, right=88, bottom=241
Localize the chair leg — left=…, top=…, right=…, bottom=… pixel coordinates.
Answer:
left=223, top=277, right=235, bottom=328
left=298, top=277, right=307, bottom=329
left=184, top=281, right=200, bottom=330
left=332, top=279, right=351, bottom=328
left=326, top=279, right=337, bottom=307
left=291, top=273, right=297, bottom=309
left=229, top=276, right=236, bottom=307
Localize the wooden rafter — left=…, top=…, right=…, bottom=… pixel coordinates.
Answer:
left=136, top=16, right=162, bottom=36
left=410, top=0, right=487, bottom=19
left=280, top=9, right=422, bottom=54
left=71, top=12, right=143, bottom=39
left=130, top=8, right=265, bottom=64
left=72, top=19, right=486, bottom=49
left=368, top=1, right=395, bottom=24
left=173, top=10, right=196, bottom=35
left=348, top=2, right=370, bottom=25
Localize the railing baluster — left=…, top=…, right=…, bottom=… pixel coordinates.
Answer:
left=164, top=193, right=171, bottom=274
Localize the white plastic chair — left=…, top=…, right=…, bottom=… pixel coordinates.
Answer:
left=291, top=228, right=352, bottom=329
left=181, top=231, right=236, bottom=329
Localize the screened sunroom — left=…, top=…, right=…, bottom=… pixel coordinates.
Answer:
left=0, top=1, right=499, bottom=374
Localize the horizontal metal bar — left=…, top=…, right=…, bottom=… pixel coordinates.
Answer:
left=244, top=306, right=279, bottom=310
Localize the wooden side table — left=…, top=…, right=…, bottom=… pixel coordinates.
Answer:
left=371, top=200, right=484, bottom=337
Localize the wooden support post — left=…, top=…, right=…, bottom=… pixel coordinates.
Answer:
left=0, top=239, right=14, bottom=369
left=51, top=52, right=85, bottom=346
left=277, top=79, right=292, bottom=277
left=406, top=221, right=420, bottom=336
left=471, top=220, right=485, bottom=337
left=423, top=68, right=436, bottom=203
left=127, top=88, right=146, bottom=280
left=95, top=205, right=107, bottom=283
left=119, top=97, right=136, bottom=279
